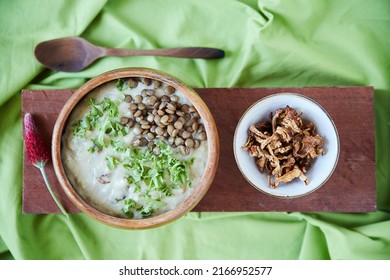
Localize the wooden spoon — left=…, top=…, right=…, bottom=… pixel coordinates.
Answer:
left=34, top=37, right=225, bottom=72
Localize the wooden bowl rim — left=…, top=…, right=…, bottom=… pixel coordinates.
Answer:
left=52, top=67, right=219, bottom=229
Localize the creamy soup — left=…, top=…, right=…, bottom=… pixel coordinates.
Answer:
left=62, top=78, right=208, bottom=219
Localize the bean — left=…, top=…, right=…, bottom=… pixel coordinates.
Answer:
left=142, top=89, right=156, bottom=96
left=165, top=109, right=175, bottom=115
left=160, top=115, right=169, bottom=124
left=154, top=114, right=161, bottom=123
left=170, top=95, right=179, bottom=102
left=120, top=117, right=129, bottom=125
left=137, top=103, right=146, bottom=110
left=179, top=145, right=189, bottom=156
left=168, top=114, right=175, bottom=123
left=192, top=122, right=199, bottom=132
left=172, top=129, right=179, bottom=137
left=167, top=124, right=174, bottom=136
left=147, top=95, right=158, bottom=105
left=184, top=113, right=191, bottom=122
left=153, top=80, right=161, bottom=89
left=194, top=139, right=200, bottom=148
left=134, top=95, right=142, bottom=103
left=165, top=86, right=175, bottom=95
left=159, top=101, right=167, bottom=110
left=127, top=78, right=138, bottom=88
left=147, top=132, right=155, bottom=140
left=174, top=120, right=183, bottom=130
left=146, top=114, right=154, bottom=123
left=134, top=110, right=142, bottom=117
left=175, top=137, right=185, bottom=146
left=181, top=104, right=189, bottom=112
left=199, top=131, right=207, bottom=140
left=185, top=138, right=194, bottom=148
left=143, top=78, right=151, bottom=86
left=156, top=135, right=165, bottom=141
left=161, top=95, right=170, bottom=102
left=138, top=137, right=148, bottom=147
left=124, top=95, right=133, bottom=103
left=166, top=103, right=176, bottom=111
left=129, top=103, right=138, bottom=111
left=156, top=127, right=164, bottom=136
left=182, top=131, right=191, bottom=139
left=141, top=90, right=148, bottom=98
left=188, top=118, right=196, bottom=125
left=178, top=116, right=185, bottom=124
left=122, top=80, right=205, bottom=152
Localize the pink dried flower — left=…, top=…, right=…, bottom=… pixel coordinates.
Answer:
left=24, top=113, right=69, bottom=218
left=24, top=113, right=50, bottom=167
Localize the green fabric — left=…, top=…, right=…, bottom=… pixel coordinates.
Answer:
left=1, top=0, right=389, bottom=260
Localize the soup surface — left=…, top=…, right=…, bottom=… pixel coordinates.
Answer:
left=62, top=78, right=208, bottom=218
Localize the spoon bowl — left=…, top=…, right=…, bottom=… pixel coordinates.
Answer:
left=34, top=37, right=225, bottom=72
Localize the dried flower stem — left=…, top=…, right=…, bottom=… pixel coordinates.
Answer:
left=36, top=161, right=69, bottom=219
left=24, top=113, right=69, bottom=219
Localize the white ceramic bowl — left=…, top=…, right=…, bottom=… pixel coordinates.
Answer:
left=233, top=93, right=339, bottom=198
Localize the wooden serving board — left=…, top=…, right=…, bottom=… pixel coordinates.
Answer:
left=22, top=87, right=376, bottom=213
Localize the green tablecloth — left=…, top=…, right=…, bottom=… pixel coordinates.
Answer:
left=1, top=0, right=389, bottom=260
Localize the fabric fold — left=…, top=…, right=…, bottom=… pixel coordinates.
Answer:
left=0, top=0, right=389, bottom=259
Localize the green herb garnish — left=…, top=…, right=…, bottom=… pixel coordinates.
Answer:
left=106, top=155, right=121, bottom=170
left=115, top=78, right=125, bottom=91
left=139, top=197, right=167, bottom=217
left=72, top=97, right=126, bottom=151
left=121, top=198, right=136, bottom=218
left=121, top=142, right=194, bottom=197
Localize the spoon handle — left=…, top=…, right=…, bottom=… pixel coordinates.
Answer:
left=103, top=47, right=225, bottom=59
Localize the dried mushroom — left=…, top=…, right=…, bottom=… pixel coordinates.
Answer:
left=97, top=174, right=110, bottom=184
left=242, top=106, right=324, bottom=188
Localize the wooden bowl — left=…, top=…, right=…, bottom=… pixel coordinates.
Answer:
left=52, top=68, right=219, bottom=229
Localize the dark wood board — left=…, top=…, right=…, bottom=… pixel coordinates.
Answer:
left=21, top=87, right=376, bottom=214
